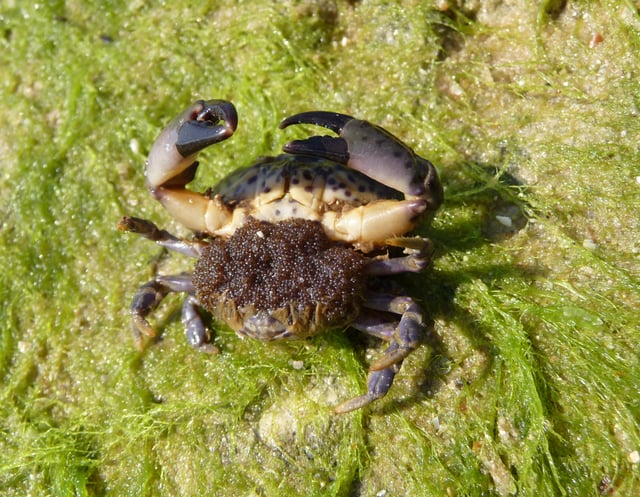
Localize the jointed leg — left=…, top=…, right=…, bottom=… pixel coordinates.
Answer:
left=366, top=237, right=433, bottom=275
left=334, top=292, right=424, bottom=413
left=365, top=293, right=424, bottom=370
left=333, top=343, right=403, bottom=414
left=182, top=295, right=218, bottom=353
left=130, top=274, right=215, bottom=353
left=350, top=312, right=396, bottom=340
left=117, top=216, right=205, bottom=257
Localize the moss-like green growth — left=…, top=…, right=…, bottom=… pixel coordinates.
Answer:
left=1, top=1, right=639, bottom=495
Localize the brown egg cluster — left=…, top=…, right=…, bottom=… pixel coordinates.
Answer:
left=193, top=217, right=369, bottom=328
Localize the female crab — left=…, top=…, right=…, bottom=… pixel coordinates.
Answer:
left=119, top=99, right=442, bottom=413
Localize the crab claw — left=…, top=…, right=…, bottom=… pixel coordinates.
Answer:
left=175, top=100, right=238, bottom=157
left=144, top=100, right=238, bottom=234
left=146, top=100, right=238, bottom=189
left=280, top=111, right=443, bottom=212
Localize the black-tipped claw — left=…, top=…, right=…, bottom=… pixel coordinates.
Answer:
left=176, top=100, right=238, bottom=157
left=279, top=111, right=354, bottom=134
left=283, top=136, right=350, bottom=164
left=280, top=111, right=356, bottom=164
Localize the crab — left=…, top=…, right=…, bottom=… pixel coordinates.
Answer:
left=118, top=99, right=443, bottom=413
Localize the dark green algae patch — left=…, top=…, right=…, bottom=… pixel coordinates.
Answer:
left=1, top=1, right=639, bottom=496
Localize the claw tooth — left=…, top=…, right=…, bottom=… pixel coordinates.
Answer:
left=199, top=100, right=238, bottom=133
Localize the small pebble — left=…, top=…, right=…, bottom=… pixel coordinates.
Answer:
left=129, top=138, right=140, bottom=155
left=18, top=341, right=31, bottom=353
left=495, top=215, right=513, bottom=228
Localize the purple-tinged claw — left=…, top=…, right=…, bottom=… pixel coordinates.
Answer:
left=280, top=111, right=354, bottom=163
left=280, top=111, right=443, bottom=211
left=337, top=119, right=438, bottom=203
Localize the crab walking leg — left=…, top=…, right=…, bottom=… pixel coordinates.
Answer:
left=130, top=275, right=190, bottom=347
left=365, top=238, right=434, bottom=275
left=333, top=343, right=403, bottom=414
left=117, top=216, right=204, bottom=257
left=130, top=274, right=215, bottom=353
left=363, top=293, right=425, bottom=371
left=280, top=111, right=443, bottom=211
left=333, top=293, right=425, bottom=413
left=182, top=296, right=219, bottom=353
left=350, top=313, right=397, bottom=340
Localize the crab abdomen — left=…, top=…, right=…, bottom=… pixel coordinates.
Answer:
left=193, top=218, right=369, bottom=340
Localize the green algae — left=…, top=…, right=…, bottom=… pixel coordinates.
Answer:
left=0, top=1, right=639, bottom=495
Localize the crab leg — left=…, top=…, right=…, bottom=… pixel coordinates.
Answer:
left=333, top=343, right=403, bottom=414
left=280, top=111, right=443, bottom=211
left=129, top=274, right=217, bottom=353
left=365, top=237, right=434, bottom=275
left=333, top=293, right=424, bottom=414
left=145, top=100, right=238, bottom=234
left=350, top=311, right=397, bottom=340
left=117, top=216, right=205, bottom=257
left=366, top=253, right=429, bottom=275
left=364, top=293, right=424, bottom=370
left=182, top=295, right=219, bottom=352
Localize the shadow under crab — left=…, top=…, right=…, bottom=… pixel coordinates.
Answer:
left=118, top=99, right=443, bottom=413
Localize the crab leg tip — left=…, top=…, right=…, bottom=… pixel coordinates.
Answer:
left=116, top=216, right=130, bottom=232
left=332, top=397, right=369, bottom=415
left=333, top=365, right=399, bottom=414
left=117, top=215, right=154, bottom=235
left=200, top=344, right=220, bottom=354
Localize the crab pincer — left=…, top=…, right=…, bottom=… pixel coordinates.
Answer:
left=144, top=100, right=238, bottom=234
left=279, top=111, right=443, bottom=211
left=146, top=100, right=238, bottom=190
